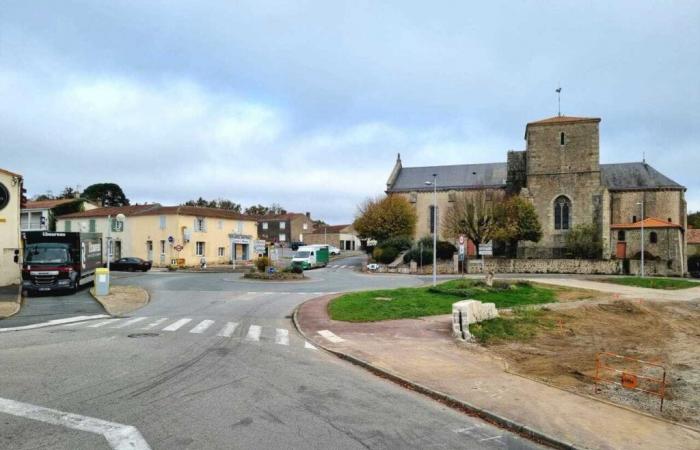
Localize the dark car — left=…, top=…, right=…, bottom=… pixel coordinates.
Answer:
left=290, top=241, right=305, bottom=251
left=107, top=257, right=152, bottom=272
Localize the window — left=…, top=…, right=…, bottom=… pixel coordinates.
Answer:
left=195, top=217, right=206, bottom=232
left=617, top=230, right=626, bottom=241
left=262, top=222, right=268, bottom=230
left=280, top=221, right=286, bottom=230
left=560, top=132, right=565, bottom=146
left=649, top=232, right=658, bottom=244
left=303, top=223, right=308, bottom=230
left=159, top=215, right=166, bottom=229
left=20, top=213, right=29, bottom=230
left=195, top=242, right=205, bottom=256
left=89, top=219, right=96, bottom=232
left=554, top=196, right=571, bottom=230
left=160, top=240, right=166, bottom=254
left=668, top=217, right=672, bottom=223
left=632, top=215, right=637, bottom=223
left=448, top=191, right=456, bottom=202
left=279, top=233, right=286, bottom=242
left=429, top=205, right=438, bottom=234
left=409, top=192, right=417, bottom=203
left=65, top=220, right=72, bottom=232
left=218, top=247, right=225, bottom=257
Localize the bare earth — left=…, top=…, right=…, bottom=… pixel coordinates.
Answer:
left=487, top=299, right=700, bottom=428
left=91, top=285, right=150, bottom=316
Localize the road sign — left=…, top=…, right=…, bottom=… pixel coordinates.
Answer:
left=174, top=244, right=184, bottom=252
left=458, top=244, right=465, bottom=255
left=459, top=234, right=465, bottom=245
left=478, top=241, right=493, bottom=256
left=168, top=236, right=174, bottom=243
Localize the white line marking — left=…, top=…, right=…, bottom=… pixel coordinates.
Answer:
left=340, top=265, right=347, bottom=269
left=480, top=436, right=502, bottom=442
left=245, top=325, right=261, bottom=341
left=142, top=318, right=168, bottom=330
left=162, top=318, right=192, bottom=331
left=114, top=317, right=148, bottom=329
left=189, top=320, right=214, bottom=334
left=0, top=396, right=151, bottom=450
left=318, top=330, right=345, bottom=343
left=304, top=341, right=317, bottom=350
left=217, top=322, right=238, bottom=337
left=89, top=319, right=121, bottom=328
left=0, top=315, right=110, bottom=332
left=275, top=328, right=289, bottom=346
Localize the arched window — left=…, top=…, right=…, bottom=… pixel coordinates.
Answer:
left=554, top=196, right=571, bottom=230
left=617, top=230, right=626, bottom=241
left=649, top=232, right=658, bottom=244
left=560, top=132, right=565, bottom=146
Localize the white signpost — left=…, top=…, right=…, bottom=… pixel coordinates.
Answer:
left=478, top=241, right=493, bottom=256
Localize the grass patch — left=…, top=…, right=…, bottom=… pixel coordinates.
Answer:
left=469, top=308, right=555, bottom=344
left=329, top=279, right=557, bottom=322
left=601, top=277, right=699, bottom=290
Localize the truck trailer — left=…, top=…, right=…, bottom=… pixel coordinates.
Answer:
left=291, top=245, right=329, bottom=269
left=21, top=231, right=103, bottom=294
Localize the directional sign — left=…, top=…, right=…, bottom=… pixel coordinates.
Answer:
left=174, top=244, right=184, bottom=252
left=478, top=241, right=493, bottom=256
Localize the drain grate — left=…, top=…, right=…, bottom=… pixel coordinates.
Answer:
left=127, top=333, right=160, bottom=338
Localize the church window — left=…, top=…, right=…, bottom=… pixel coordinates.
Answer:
left=554, top=196, right=571, bottom=230
left=429, top=205, right=438, bottom=234
left=649, top=232, right=658, bottom=244
left=617, top=230, right=626, bottom=241
left=560, top=132, right=565, bottom=146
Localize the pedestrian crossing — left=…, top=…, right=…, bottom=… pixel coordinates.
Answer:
left=326, top=264, right=353, bottom=270
left=61, top=316, right=317, bottom=350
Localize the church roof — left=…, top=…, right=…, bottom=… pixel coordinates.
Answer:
left=611, top=217, right=682, bottom=229
left=600, top=162, right=684, bottom=191
left=386, top=162, right=507, bottom=192
left=527, top=115, right=601, bottom=126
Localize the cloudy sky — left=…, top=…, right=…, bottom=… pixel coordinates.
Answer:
left=2, top=1, right=699, bottom=223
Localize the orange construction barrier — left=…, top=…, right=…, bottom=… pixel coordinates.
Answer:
left=594, top=352, right=667, bottom=411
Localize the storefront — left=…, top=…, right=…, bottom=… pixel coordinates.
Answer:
left=230, top=234, right=252, bottom=261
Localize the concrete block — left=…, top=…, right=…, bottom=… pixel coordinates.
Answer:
left=452, top=299, right=499, bottom=341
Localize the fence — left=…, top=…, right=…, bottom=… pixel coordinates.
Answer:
left=594, top=352, right=667, bottom=411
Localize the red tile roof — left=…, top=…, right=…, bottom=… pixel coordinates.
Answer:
left=610, top=217, right=682, bottom=229
left=25, top=198, right=82, bottom=210
left=687, top=229, right=700, bottom=244
left=57, top=204, right=161, bottom=219
left=57, top=204, right=258, bottom=221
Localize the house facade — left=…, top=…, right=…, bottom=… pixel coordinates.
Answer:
left=303, top=224, right=361, bottom=250
left=57, top=205, right=260, bottom=266
left=21, top=198, right=98, bottom=231
left=386, top=115, right=687, bottom=274
left=0, top=168, right=23, bottom=286
left=257, top=212, right=315, bottom=244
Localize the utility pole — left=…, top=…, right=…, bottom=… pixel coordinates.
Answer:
left=424, top=174, right=438, bottom=287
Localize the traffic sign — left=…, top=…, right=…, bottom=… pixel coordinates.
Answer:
left=459, top=234, right=465, bottom=245
left=168, top=236, right=174, bottom=243
left=174, top=244, right=184, bottom=252
left=478, top=241, right=493, bottom=256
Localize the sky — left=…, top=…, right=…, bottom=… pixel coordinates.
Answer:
left=1, top=1, right=699, bottom=224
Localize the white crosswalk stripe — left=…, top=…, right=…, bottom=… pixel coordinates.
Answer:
left=217, top=322, right=238, bottom=337
left=88, top=319, right=120, bottom=328
left=275, top=328, right=289, bottom=346
left=163, top=318, right=192, bottom=331
left=304, top=341, right=317, bottom=350
left=245, top=325, right=262, bottom=341
left=114, top=317, right=148, bottom=328
left=190, top=320, right=215, bottom=334
left=318, top=329, right=345, bottom=343
left=142, top=318, right=168, bottom=330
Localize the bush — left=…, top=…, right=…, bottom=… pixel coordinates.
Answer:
left=403, top=248, right=433, bottom=264
left=379, top=236, right=413, bottom=251
left=254, top=256, right=270, bottom=272
left=436, top=241, right=457, bottom=260
left=565, top=224, right=602, bottom=259
left=404, top=237, right=455, bottom=262
left=373, top=246, right=400, bottom=264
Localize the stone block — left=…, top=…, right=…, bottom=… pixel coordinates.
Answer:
left=452, top=300, right=500, bottom=341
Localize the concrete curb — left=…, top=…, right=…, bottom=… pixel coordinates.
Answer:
left=89, top=286, right=151, bottom=317
left=291, top=298, right=578, bottom=450
left=0, top=285, right=23, bottom=319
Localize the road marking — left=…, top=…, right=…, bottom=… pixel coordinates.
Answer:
left=89, top=319, right=121, bottom=328
left=480, top=436, right=502, bottom=442
left=0, top=396, right=151, bottom=450
left=217, top=322, right=238, bottom=337
left=0, top=315, right=110, bottom=332
left=162, top=318, right=192, bottom=331
left=275, top=328, right=289, bottom=346
left=304, top=341, right=317, bottom=350
left=340, top=265, right=347, bottom=269
left=245, top=325, right=261, bottom=341
left=114, top=317, right=148, bottom=329
left=318, top=330, right=345, bottom=343
left=142, top=318, right=168, bottom=330
left=189, top=320, right=214, bottom=334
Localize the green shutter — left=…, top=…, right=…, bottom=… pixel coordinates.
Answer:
left=65, top=221, right=71, bottom=232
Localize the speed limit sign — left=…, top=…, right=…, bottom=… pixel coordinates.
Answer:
left=459, top=234, right=465, bottom=245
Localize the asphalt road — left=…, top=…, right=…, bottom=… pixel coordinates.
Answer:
left=0, top=256, right=542, bottom=449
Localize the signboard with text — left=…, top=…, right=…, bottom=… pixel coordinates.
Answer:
left=478, top=241, right=493, bottom=256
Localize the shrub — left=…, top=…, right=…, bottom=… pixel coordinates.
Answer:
left=436, top=241, right=457, bottom=260
left=403, top=248, right=433, bottom=264
left=373, top=246, right=400, bottom=264
left=254, top=256, right=270, bottom=272
left=405, top=237, right=455, bottom=261
left=688, top=254, right=700, bottom=272
left=379, top=236, right=413, bottom=251
left=565, top=224, right=602, bottom=259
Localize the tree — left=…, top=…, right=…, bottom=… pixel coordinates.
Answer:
left=82, top=183, right=130, bottom=207
left=492, top=196, right=543, bottom=256
left=688, top=211, right=700, bottom=229
left=57, top=186, right=77, bottom=199
left=442, top=191, right=501, bottom=256
left=353, top=195, right=417, bottom=243
left=34, top=192, right=55, bottom=201
left=244, top=204, right=287, bottom=216
left=565, top=224, right=602, bottom=259
left=182, top=198, right=241, bottom=212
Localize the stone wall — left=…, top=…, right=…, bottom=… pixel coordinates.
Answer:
left=468, top=258, right=622, bottom=274
left=609, top=190, right=686, bottom=227
left=610, top=227, right=684, bottom=274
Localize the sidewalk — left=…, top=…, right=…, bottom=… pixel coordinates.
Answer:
left=0, top=284, right=21, bottom=319
left=296, top=295, right=700, bottom=450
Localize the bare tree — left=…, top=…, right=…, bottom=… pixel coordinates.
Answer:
left=442, top=191, right=502, bottom=256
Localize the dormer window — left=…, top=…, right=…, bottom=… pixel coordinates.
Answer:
left=560, top=132, right=565, bottom=146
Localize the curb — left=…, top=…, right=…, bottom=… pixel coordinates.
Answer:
left=89, top=286, right=151, bottom=317
left=291, top=298, right=578, bottom=450
left=0, top=285, right=23, bottom=320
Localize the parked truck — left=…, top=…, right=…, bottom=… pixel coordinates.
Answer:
left=21, top=231, right=103, bottom=294
left=291, top=245, right=329, bottom=269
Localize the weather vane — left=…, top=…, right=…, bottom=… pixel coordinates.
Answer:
left=556, top=84, right=562, bottom=117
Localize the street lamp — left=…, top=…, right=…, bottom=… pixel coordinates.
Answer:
left=636, top=200, right=644, bottom=277
left=424, top=174, right=438, bottom=287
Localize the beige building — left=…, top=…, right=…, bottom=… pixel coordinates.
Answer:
left=21, top=198, right=98, bottom=231
left=0, top=168, right=23, bottom=286
left=304, top=224, right=361, bottom=250
left=57, top=205, right=260, bottom=267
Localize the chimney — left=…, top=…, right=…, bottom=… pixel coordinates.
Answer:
left=305, top=212, right=310, bottom=219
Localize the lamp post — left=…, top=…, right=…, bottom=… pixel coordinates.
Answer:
left=424, top=174, right=438, bottom=287
left=637, top=200, right=645, bottom=277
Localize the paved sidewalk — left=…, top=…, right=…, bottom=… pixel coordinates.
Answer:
left=296, top=295, right=700, bottom=450
left=0, top=284, right=20, bottom=318
left=526, top=277, right=700, bottom=302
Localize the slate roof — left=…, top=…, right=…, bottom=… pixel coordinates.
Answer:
left=600, top=163, right=684, bottom=191
left=387, top=162, right=507, bottom=192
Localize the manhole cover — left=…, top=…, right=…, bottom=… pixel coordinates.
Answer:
left=127, top=333, right=160, bottom=338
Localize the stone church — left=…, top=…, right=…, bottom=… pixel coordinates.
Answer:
left=385, top=115, right=688, bottom=274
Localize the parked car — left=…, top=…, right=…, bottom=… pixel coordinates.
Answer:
left=327, top=245, right=341, bottom=255
left=107, top=257, right=152, bottom=272
left=290, top=241, right=305, bottom=251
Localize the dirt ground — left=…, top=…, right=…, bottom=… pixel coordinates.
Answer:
left=486, top=299, right=700, bottom=428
